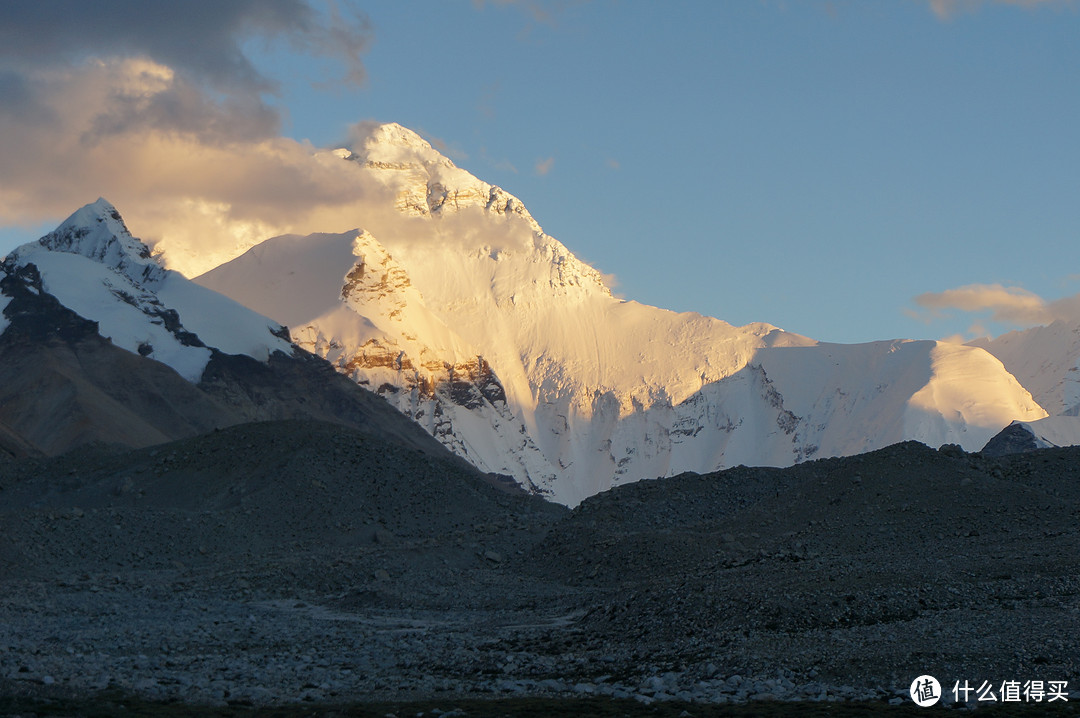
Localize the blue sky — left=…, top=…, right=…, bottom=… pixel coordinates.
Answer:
left=1, top=0, right=1078, bottom=344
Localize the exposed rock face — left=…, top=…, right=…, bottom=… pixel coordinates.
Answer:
left=979, top=414, right=1080, bottom=457
left=981, top=421, right=1042, bottom=457
left=340, top=231, right=412, bottom=318
left=315, top=335, right=549, bottom=494
left=199, top=227, right=560, bottom=497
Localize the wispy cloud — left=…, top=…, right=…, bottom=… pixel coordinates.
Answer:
left=0, top=59, right=405, bottom=280
left=423, top=131, right=469, bottom=162
left=911, top=282, right=1080, bottom=337
left=914, top=283, right=1050, bottom=324
left=470, top=0, right=589, bottom=45
left=534, top=157, right=555, bottom=176
left=926, top=0, right=1074, bottom=20
left=478, top=147, right=519, bottom=174
left=0, top=0, right=374, bottom=149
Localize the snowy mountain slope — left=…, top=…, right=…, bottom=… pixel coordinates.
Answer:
left=964, top=322, right=1080, bottom=452
left=689, top=337, right=1048, bottom=466
left=187, top=123, right=1049, bottom=504
left=968, top=321, right=1080, bottom=417
left=196, top=228, right=557, bottom=491
left=505, top=338, right=1044, bottom=499
left=4, top=199, right=293, bottom=381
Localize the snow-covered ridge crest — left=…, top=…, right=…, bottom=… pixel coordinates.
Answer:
left=4, top=200, right=293, bottom=382
left=351, top=121, right=455, bottom=169
left=33, top=197, right=167, bottom=286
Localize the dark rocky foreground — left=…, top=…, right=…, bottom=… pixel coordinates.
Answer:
left=0, top=421, right=1078, bottom=715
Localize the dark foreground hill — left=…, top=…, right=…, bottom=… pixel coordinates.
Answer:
left=0, top=426, right=1077, bottom=713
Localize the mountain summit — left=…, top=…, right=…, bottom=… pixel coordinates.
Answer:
left=341, top=122, right=544, bottom=231
left=5, top=198, right=293, bottom=382
left=37, top=198, right=163, bottom=284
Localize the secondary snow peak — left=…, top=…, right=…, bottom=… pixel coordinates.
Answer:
left=33, top=198, right=166, bottom=286
left=4, top=201, right=294, bottom=382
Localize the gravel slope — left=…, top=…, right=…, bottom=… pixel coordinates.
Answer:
left=1, top=426, right=1077, bottom=710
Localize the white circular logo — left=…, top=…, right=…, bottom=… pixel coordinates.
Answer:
left=910, top=675, right=941, bottom=707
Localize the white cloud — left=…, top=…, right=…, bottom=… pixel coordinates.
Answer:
left=0, top=0, right=567, bottom=282
left=912, top=282, right=1080, bottom=337
left=535, top=157, right=555, bottom=176
left=914, top=283, right=1050, bottom=325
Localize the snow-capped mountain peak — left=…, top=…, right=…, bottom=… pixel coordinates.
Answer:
left=34, top=197, right=166, bottom=286
left=3, top=201, right=293, bottom=382
left=342, top=122, right=545, bottom=233
left=349, top=121, right=454, bottom=170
